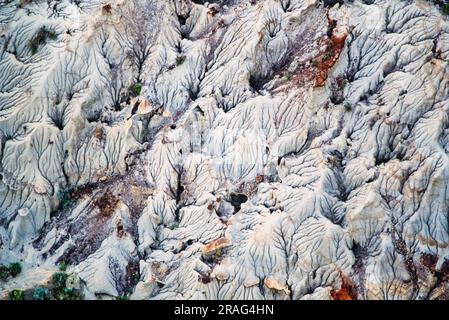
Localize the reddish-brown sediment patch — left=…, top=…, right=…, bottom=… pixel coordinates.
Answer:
left=93, top=189, right=119, bottom=218
left=270, top=14, right=348, bottom=94
left=34, top=172, right=152, bottom=266
left=330, top=274, right=358, bottom=300
left=418, top=253, right=449, bottom=299
left=101, top=4, right=112, bottom=15
left=420, top=253, right=449, bottom=278
left=421, top=253, right=439, bottom=272
left=313, top=16, right=348, bottom=87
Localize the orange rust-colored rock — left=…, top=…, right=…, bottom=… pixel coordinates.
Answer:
left=255, top=175, right=264, bottom=184
left=313, top=16, right=348, bottom=87
left=202, top=237, right=231, bottom=255
left=330, top=286, right=353, bottom=300
left=314, top=36, right=347, bottom=86
left=330, top=274, right=357, bottom=300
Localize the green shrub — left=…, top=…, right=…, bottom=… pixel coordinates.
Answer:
left=169, top=222, right=179, bottom=230
left=131, top=83, right=142, bottom=96
left=116, top=295, right=129, bottom=300
left=443, top=3, right=449, bottom=15
left=33, top=287, right=49, bottom=300
left=57, top=190, right=72, bottom=210
left=344, top=102, right=352, bottom=112
left=59, top=261, right=67, bottom=272
left=0, top=265, right=9, bottom=281
left=54, top=286, right=83, bottom=300
left=214, top=248, right=222, bottom=260
left=323, top=49, right=334, bottom=61
left=8, top=262, right=22, bottom=277
left=176, top=55, right=186, bottom=66
left=0, top=262, right=22, bottom=280
left=68, top=289, right=83, bottom=300
left=52, top=272, right=68, bottom=290
left=284, top=72, right=292, bottom=81
left=50, top=272, right=83, bottom=300
left=9, top=289, right=24, bottom=300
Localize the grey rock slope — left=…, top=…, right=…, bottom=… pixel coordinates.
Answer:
left=1, top=0, right=449, bottom=300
